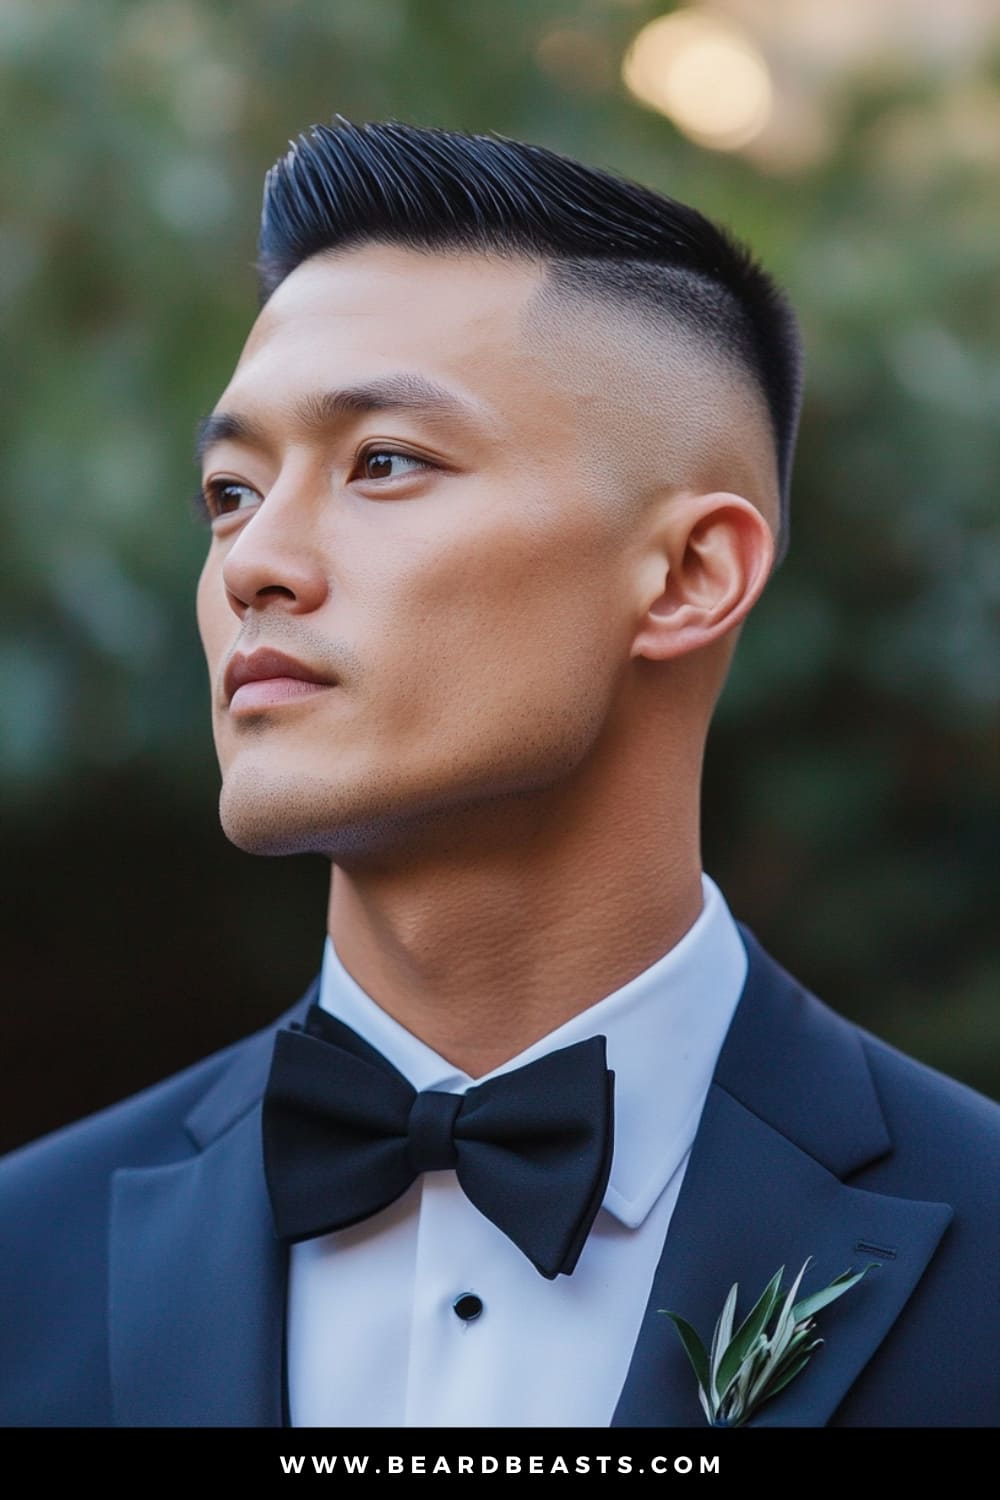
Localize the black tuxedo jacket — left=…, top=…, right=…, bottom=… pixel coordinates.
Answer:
left=2, top=929, right=998, bottom=1426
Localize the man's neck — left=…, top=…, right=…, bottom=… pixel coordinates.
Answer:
left=326, top=786, right=703, bottom=1077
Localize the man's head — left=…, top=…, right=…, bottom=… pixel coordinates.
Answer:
left=195, top=121, right=802, bottom=863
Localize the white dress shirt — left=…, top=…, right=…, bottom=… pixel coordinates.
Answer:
left=287, top=874, right=748, bottom=1427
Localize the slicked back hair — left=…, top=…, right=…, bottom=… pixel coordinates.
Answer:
left=257, top=119, right=803, bottom=557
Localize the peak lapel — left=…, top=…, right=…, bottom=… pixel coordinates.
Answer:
left=110, top=1108, right=286, bottom=1426
left=109, top=991, right=315, bottom=1427
left=613, top=933, right=953, bottom=1428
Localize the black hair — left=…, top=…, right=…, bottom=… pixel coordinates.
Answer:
left=258, top=118, right=803, bottom=554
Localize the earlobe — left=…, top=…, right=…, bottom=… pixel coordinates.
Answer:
left=630, top=492, right=775, bottom=663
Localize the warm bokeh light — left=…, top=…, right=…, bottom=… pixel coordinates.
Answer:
left=622, top=9, right=773, bottom=150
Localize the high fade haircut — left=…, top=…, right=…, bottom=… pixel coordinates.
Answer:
left=257, top=118, right=803, bottom=559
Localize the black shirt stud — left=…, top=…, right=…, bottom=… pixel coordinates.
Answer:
left=452, top=1293, right=484, bottom=1322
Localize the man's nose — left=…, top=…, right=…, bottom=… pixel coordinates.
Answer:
left=220, top=483, right=330, bottom=619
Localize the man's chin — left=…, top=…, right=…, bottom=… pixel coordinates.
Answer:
left=215, top=746, right=593, bottom=864
left=218, top=766, right=338, bottom=858
left=218, top=792, right=319, bottom=858
left=217, top=768, right=428, bottom=863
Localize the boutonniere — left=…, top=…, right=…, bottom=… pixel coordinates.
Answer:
left=661, top=1258, right=878, bottom=1427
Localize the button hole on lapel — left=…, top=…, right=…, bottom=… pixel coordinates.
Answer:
left=854, top=1240, right=896, bottom=1259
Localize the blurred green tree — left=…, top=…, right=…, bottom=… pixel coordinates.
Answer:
left=1, top=0, right=997, bottom=1148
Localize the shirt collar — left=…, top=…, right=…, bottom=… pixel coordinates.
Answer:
left=318, top=873, right=747, bottom=1231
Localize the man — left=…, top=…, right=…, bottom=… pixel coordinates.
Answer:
left=2, top=120, right=997, bottom=1429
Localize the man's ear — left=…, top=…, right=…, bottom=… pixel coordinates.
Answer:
left=630, top=491, right=775, bottom=663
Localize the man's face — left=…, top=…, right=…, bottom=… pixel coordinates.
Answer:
left=196, top=245, right=639, bottom=860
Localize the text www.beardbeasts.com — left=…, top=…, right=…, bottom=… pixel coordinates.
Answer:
left=279, top=1454, right=720, bottom=1476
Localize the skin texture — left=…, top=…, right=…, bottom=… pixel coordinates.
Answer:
left=196, top=244, right=777, bottom=1074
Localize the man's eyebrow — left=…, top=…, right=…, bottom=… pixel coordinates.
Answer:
left=195, top=374, right=489, bottom=468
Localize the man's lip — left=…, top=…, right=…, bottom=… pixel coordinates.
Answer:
left=223, top=648, right=337, bottom=706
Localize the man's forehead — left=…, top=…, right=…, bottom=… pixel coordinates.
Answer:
left=237, top=244, right=545, bottom=367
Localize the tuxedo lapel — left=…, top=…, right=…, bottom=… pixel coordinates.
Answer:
left=109, top=989, right=316, bottom=1426
left=106, top=946, right=955, bottom=1427
left=613, top=933, right=953, bottom=1427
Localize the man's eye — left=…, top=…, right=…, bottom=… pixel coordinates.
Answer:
left=201, top=480, right=260, bottom=519
left=359, top=450, right=429, bottom=481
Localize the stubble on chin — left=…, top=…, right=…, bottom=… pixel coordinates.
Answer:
left=217, top=761, right=408, bottom=861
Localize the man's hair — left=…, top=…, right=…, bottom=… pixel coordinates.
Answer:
left=257, top=118, right=803, bottom=555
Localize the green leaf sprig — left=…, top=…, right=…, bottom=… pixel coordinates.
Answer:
left=661, top=1258, right=878, bottom=1427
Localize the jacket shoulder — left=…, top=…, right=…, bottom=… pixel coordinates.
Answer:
left=3, top=1027, right=258, bottom=1193
left=852, top=1023, right=1000, bottom=1195
left=733, top=925, right=1000, bottom=1183
left=0, top=996, right=309, bottom=1426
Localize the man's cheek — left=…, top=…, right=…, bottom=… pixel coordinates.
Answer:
left=195, top=576, right=227, bottom=673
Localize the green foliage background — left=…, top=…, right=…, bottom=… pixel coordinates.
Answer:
left=2, top=0, right=998, bottom=1148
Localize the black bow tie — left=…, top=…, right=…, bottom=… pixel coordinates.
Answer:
left=261, top=1005, right=615, bottom=1279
